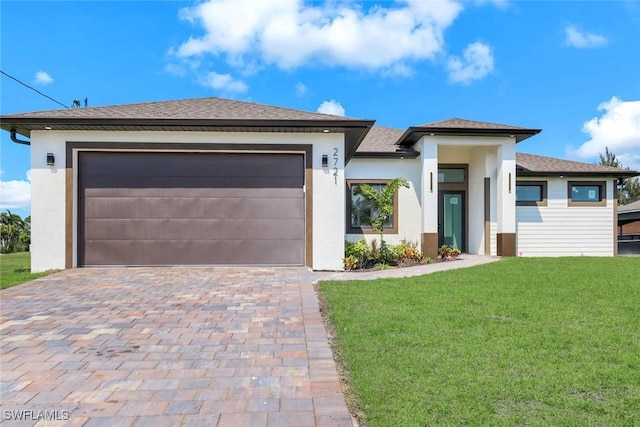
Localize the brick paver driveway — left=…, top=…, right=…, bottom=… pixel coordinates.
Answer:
left=0, top=268, right=352, bottom=426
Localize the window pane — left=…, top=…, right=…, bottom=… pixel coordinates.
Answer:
left=516, top=185, right=542, bottom=202
left=350, top=184, right=392, bottom=228
left=438, top=168, right=465, bottom=183
left=571, top=185, right=600, bottom=202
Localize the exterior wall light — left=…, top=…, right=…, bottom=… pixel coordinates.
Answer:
left=322, top=155, right=328, bottom=168
left=47, top=153, right=55, bottom=166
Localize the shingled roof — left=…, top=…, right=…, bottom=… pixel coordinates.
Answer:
left=395, top=118, right=541, bottom=146
left=0, top=97, right=375, bottom=162
left=354, top=125, right=418, bottom=158
left=1, top=97, right=361, bottom=122
left=516, top=153, right=638, bottom=177
left=619, top=199, right=640, bottom=213
left=418, top=118, right=534, bottom=130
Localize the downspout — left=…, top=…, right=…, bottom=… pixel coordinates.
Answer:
left=10, top=129, right=30, bottom=145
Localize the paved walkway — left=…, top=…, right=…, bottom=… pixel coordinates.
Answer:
left=0, top=256, right=499, bottom=426
left=316, top=254, right=499, bottom=282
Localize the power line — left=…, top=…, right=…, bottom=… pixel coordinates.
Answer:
left=0, top=70, right=69, bottom=109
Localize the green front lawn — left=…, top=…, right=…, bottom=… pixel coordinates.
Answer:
left=319, top=257, right=640, bottom=426
left=0, top=252, right=56, bottom=290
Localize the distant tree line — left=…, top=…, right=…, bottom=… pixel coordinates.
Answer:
left=0, top=210, right=30, bottom=254
left=599, top=147, right=640, bottom=205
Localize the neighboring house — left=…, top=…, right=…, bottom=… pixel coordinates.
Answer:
left=1, top=97, right=637, bottom=272
left=618, top=199, right=640, bottom=255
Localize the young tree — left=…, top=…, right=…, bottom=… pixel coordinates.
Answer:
left=598, top=147, right=640, bottom=204
left=353, top=178, right=409, bottom=262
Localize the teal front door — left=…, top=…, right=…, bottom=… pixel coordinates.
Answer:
left=438, top=191, right=465, bottom=251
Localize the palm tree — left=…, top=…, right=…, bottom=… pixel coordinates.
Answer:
left=0, top=210, right=28, bottom=253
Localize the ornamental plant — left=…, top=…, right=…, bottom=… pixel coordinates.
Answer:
left=353, top=178, right=409, bottom=264
left=438, top=244, right=461, bottom=261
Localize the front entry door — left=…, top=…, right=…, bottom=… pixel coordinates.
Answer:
left=438, top=191, right=465, bottom=252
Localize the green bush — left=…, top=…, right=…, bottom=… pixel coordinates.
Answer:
left=345, top=238, right=375, bottom=269
left=438, top=244, right=461, bottom=261
left=395, top=239, right=425, bottom=266
left=345, top=239, right=428, bottom=270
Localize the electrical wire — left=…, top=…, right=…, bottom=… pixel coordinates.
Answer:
left=0, top=70, right=69, bottom=109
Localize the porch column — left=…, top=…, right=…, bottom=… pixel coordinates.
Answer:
left=496, top=143, right=516, bottom=256
left=420, top=137, right=439, bottom=259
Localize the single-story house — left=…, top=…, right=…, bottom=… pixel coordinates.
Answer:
left=618, top=199, right=640, bottom=255
left=2, top=97, right=638, bottom=272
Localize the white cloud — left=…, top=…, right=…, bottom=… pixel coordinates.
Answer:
left=474, top=0, right=509, bottom=8
left=34, top=71, right=53, bottom=85
left=317, top=100, right=345, bottom=116
left=295, top=82, right=308, bottom=97
left=198, top=71, right=248, bottom=93
left=567, top=97, right=640, bottom=170
left=0, top=170, right=31, bottom=210
left=446, top=41, right=494, bottom=84
left=175, top=0, right=463, bottom=73
left=564, top=25, right=608, bottom=49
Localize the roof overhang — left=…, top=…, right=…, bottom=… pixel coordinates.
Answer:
left=353, top=148, right=420, bottom=159
left=0, top=117, right=375, bottom=162
left=619, top=211, right=640, bottom=223
left=516, top=169, right=640, bottom=179
left=396, top=126, right=542, bottom=147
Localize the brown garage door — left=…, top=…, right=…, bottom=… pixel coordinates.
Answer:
left=78, top=151, right=305, bottom=266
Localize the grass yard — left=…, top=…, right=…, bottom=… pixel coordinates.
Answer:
left=0, top=252, right=56, bottom=290
left=319, top=257, right=640, bottom=426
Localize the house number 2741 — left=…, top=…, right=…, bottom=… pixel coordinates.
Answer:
left=332, top=148, right=339, bottom=185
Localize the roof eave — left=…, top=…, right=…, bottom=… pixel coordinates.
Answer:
left=352, top=151, right=419, bottom=159
left=396, top=127, right=542, bottom=146
left=0, top=117, right=374, bottom=133
left=516, top=170, right=640, bottom=178
left=1, top=117, right=375, bottom=162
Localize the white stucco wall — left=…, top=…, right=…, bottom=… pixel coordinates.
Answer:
left=468, top=147, right=489, bottom=254
left=420, top=140, right=438, bottom=237
left=30, top=133, right=67, bottom=272
left=516, top=178, right=616, bottom=256
left=345, top=157, right=422, bottom=247
left=425, top=136, right=512, bottom=256
left=29, top=129, right=346, bottom=271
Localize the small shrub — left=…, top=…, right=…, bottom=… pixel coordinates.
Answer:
left=396, top=240, right=425, bottom=267
left=345, top=239, right=375, bottom=269
left=438, top=244, right=461, bottom=261
left=343, top=255, right=358, bottom=271
left=379, top=240, right=398, bottom=265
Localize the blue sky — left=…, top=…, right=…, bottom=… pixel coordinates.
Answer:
left=2, top=0, right=639, bottom=218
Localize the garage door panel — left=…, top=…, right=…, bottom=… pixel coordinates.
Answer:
left=79, top=151, right=305, bottom=266
left=83, top=196, right=304, bottom=220
left=82, top=187, right=303, bottom=199
left=80, top=175, right=303, bottom=189
left=84, top=218, right=305, bottom=240
left=81, top=152, right=303, bottom=179
left=83, top=240, right=305, bottom=266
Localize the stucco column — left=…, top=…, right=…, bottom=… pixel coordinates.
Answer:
left=496, top=142, right=516, bottom=256
left=420, top=137, right=439, bottom=260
